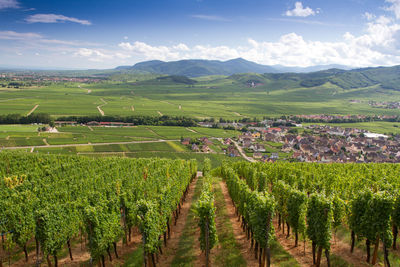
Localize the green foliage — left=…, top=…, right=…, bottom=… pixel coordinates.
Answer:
left=350, top=191, right=394, bottom=247
left=194, top=176, right=218, bottom=251
left=332, top=195, right=346, bottom=229
left=287, top=188, right=307, bottom=237
left=0, top=152, right=196, bottom=262
left=202, top=158, right=211, bottom=177
left=136, top=200, right=162, bottom=254
left=393, top=193, right=400, bottom=227
left=249, top=192, right=275, bottom=248
left=221, top=164, right=275, bottom=249
left=306, top=194, right=332, bottom=249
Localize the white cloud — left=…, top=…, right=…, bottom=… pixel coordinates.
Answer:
left=116, top=12, right=400, bottom=68
left=74, top=48, right=132, bottom=62
left=0, top=31, right=42, bottom=40
left=385, top=0, right=400, bottom=19
left=364, top=12, right=376, bottom=20
left=26, top=14, right=91, bottom=25
left=285, top=2, right=317, bottom=17
left=191, top=14, right=230, bottom=22
left=119, top=41, right=181, bottom=61
left=0, top=0, right=19, bottom=9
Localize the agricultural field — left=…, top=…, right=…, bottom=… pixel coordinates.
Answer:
left=303, top=121, right=400, bottom=135
left=0, top=124, right=241, bottom=166
left=2, top=74, right=400, bottom=120
left=2, top=153, right=400, bottom=267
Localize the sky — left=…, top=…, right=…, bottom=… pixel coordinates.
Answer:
left=1, top=0, right=400, bottom=69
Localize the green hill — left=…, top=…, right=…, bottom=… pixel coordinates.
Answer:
left=228, top=65, right=400, bottom=91
left=119, top=58, right=278, bottom=77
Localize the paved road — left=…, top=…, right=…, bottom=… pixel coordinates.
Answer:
left=232, top=140, right=256, bottom=162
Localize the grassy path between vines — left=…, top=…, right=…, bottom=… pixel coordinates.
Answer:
left=168, top=174, right=203, bottom=267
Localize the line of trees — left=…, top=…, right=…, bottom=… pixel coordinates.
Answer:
left=0, top=114, right=52, bottom=125
left=57, top=115, right=198, bottom=127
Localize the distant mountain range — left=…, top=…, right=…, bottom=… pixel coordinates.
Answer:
left=115, top=58, right=352, bottom=77
left=229, top=65, right=400, bottom=91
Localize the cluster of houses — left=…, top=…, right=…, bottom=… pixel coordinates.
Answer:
left=263, top=125, right=400, bottom=163
left=369, top=101, right=400, bottom=109
left=54, top=121, right=135, bottom=127
left=225, top=130, right=281, bottom=162
left=0, top=73, right=103, bottom=84
left=181, top=137, right=213, bottom=153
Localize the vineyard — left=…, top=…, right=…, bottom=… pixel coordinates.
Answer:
left=2, top=152, right=400, bottom=266
left=0, top=152, right=197, bottom=267
left=216, top=161, right=400, bottom=267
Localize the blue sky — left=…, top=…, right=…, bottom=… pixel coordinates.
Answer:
left=1, top=0, right=400, bottom=69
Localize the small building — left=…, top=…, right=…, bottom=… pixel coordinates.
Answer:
left=253, top=152, right=262, bottom=159
left=191, top=144, right=200, bottom=152
left=54, top=121, right=77, bottom=126
left=181, top=138, right=191, bottom=145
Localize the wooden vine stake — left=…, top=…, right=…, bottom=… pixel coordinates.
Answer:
left=205, top=218, right=210, bottom=267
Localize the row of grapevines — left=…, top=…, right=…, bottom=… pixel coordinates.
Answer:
left=228, top=160, right=399, bottom=267
left=219, top=164, right=275, bottom=267
left=0, top=152, right=197, bottom=267
left=194, top=174, right=217, bottom=267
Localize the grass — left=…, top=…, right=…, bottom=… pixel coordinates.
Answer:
left=212, top=176, right=300, bottom=267
left=303, top=121, right=400, bottom=135
left=0, top=125, right=39, bottom=132
left=268, top=240, right=301, bottom=267
left=170, top=175, right=204, bottom=267
left=3, top=76, right=400, bottom=120
left=0, top=125, right=239, bottom=148
left=335, top=225, right=400, bottom=266
left=212, top=177, right=248, bottom=266
left=121, top=245, right=144, bottom=267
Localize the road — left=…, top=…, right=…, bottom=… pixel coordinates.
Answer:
left=232, top=140, right=256, bottom=162
left=1, top=139, right=180, bottom=151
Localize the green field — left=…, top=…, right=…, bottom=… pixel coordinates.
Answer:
left=0, top=125, right=239, bottom=148
left=2, top=74, right=400, bottom=120
left=303, top=121, right=400, bottom=135
left=0, top=124, right=241, bottom=166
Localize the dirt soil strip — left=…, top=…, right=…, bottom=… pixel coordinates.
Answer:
left=186, top=127, right=197, bottom=133
left=157, top=111, right=163, bottom=116
left=219, top=181, right=260, bottom=266
left=27, top=104, right=39, bottom=116
left=158, top=175, right=201, bottom=267
left=97, top=98, right=107, bottom=116
left=331, top=236, right=373, bottom=267
left=274, top=221, right=371, bottom=267
left=10, top=229, right=142, bottom=267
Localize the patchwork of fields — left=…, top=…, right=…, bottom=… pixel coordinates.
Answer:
left=2, top=75, right=400, bottom=119
left=0, top=124, right=241, bottom=167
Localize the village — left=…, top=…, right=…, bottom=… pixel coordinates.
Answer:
left=186, top=121, right=400, bottom=163
left=54, top=117, right=400, bottom=164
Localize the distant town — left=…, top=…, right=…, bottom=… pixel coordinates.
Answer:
left=196, top=120, right=400, bottom=163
